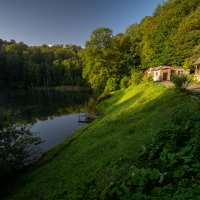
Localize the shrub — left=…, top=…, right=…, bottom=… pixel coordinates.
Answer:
left=142, top=74, right=153, bottom=83
left=0, top=109, right=41, bottom=180
left=120, top=76, right=130, bottom=89
left=129, top=70, right=143, bottom=85
left=104, top=77, right=119, bottom=92
left=171, top=74, right=193, bottom=91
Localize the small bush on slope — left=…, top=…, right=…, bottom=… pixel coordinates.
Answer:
left=171, top=74, right=193, bottom=91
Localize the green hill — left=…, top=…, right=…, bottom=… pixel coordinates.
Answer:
left=2, top=83, right=200, bottom=199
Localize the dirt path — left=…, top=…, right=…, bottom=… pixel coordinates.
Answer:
left=159, top=81, right=200, bottom=94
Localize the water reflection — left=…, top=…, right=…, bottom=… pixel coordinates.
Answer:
left=0, top=88, right=93, bottom=151
left=32, top=114, right=85, bottom=151
left=0, top=88, right=90, bottom=122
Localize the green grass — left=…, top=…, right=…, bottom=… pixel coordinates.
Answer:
left=2, top=82, right=199, bottom=200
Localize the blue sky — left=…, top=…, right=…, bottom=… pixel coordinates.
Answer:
left=0, top=0, right=164, bottom=46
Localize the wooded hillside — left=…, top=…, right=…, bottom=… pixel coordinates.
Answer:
left=81, top=0, right=200, bottom=93
left=0, top=0, right=199, bottom=93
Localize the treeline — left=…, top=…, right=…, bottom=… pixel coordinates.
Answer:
left=80, top=0, right=200, bottom=94
left=0, top=0, right=199, bottom=92
left=0, top=40, right=85, bottom=88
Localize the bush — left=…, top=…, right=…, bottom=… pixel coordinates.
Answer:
left=104, top=77, right=119, bottom=92
left=120, top=76, right=130, bottom=89
left=142, top=74, right=153, bottom=83
left=129, top=70, right=143, bottom=85
left=0, top=109, right=41, bottom=180
left=171, top=74, right=193, bottom=91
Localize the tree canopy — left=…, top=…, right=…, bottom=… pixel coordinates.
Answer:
left=0, top=0, right=199, bottom=93
left=80, top=0, right=200, bottom=94
left=0, top=41, right=85, bottom=88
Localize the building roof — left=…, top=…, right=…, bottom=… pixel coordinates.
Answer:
left=150, top=66, right=187, bottom=71
left=194, top=58, right=200, bottom=65
left=151, top=66, right=172, bottom=71
left=151, top=66, right=163, bottom=71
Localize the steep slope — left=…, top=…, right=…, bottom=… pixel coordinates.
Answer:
left=2, top=83, right=199, bottom=199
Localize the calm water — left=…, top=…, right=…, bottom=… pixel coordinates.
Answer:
left=31, top=114, right=85, bottom=151
left=0, top=88, right=92, bottom=152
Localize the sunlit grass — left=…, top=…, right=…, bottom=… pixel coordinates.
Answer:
left=2, top=83, right=198, bottom=200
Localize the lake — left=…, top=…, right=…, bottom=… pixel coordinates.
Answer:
left=0, top=88, right=92, bottom=152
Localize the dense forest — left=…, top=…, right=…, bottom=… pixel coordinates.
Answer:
left=0, top=0, right=199, bottom=93
left=0, top=40, right=85, bottom=88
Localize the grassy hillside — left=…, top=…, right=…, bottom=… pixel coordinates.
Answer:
left=2, top=83, right=200, bottom=199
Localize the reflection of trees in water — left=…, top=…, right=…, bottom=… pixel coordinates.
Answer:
left=0, top=89, right=92, bottom=124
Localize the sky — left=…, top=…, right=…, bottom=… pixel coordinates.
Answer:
left=0, top=0, right=164, bottom=47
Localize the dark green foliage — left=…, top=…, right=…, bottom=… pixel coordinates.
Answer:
left=120, top=76, right=130, bottom=89
left=0, top=109, right=41, bottom=180
left=103, top=109, right=200, bottom=199
left=0, top=41, right=85, bottom=88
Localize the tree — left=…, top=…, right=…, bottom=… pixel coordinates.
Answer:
left=0, top=109, right=41, bottom=180
left=80, top=27, right=113, bottom=93
left=4, top=43, right=27, bottom=87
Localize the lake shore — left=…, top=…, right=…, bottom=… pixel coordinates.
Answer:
left=31, top=86, right=92, bottom=92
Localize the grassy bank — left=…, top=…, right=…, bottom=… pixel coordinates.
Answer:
left=34, top=86, right=91, bottom=92
left=2, top=83, right=199, bottom=199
